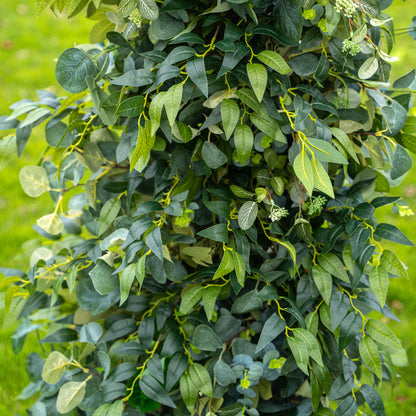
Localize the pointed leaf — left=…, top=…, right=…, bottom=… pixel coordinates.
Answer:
left=312, top=265, right=332, bottom=305
left=232, top=250, right=246, bottom=287
left=213, top=250, right=235, bottom=279
left=238, top=201, right=258, bottom=230
left=186, top=58, right=209, bottom=97
left=180, top=286, right=204, bottom=314
left=234, top=124, right=253, bottom=165
left=42, top=351, right=70, bottom=384
left=293, top=152, right=314, bottom=195
left=139, top=374, right=176, bottom=408
left=257, top=50, right=291, bottom=74
left=246, top=63, right=268, bottom=102
left=221, top=99, right=240, bottom=139
left=312, top=159, right=334, bottom=198
left=256, top=313, right=286, bottom=353
left=369, top=264, right=389, bottom=307
left=192, top=324, right=223, bottom=351
left=189, top=363, right=212, bottom=397
left=99, top=197, right=121, bottom=235
left=146, top=227, right=164, bottom=262
left=164, top=83, right=183, bottom=126
left=138, top=0, right=159, bottom=20
left=359, top=336, right=382, bottom=379
left=56, top=381, right=87, bottom=414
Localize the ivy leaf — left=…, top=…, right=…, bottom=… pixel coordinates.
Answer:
left=238, top=201, right=258, bottom=230
left=221, top=99, right=240, bottom=140
left=369, top=264, right=389, bottom=307
left=257, top=50, right=291, bottom=74
left=293, top=153, right=314, bottom=195
left=234, top=124, right=254, bottom=165
left=19, top=166, right=50, bottom=198
left=312, top=265, right=332, bottom=305
left=138, top=0, right=159, bottom=20
left=293, top=328, right=323, bottom=367
left=246, top=63, right=268, bottom=102
left=186, top=58, right=209, bottom=98
left=116, top=96, right=145, bottom=117
left=56, top=381, right=87, bottom=414
left=330, top=127, right=359, bottom=163
left=359, top=336, right=382, bottom=379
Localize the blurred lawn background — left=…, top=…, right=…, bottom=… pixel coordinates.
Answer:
left=0, top=0, right=415, bottom=414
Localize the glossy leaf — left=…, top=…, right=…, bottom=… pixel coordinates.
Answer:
left=234, top=124, right=254, bottom=165
left=246, top=63, right=268, bottom=102
left=359, top=336, right=382, bottom=379
left=257, top=50, right=291, bottom=74
left=238, top=201, right=258, bottom=230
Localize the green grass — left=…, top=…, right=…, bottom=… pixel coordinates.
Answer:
left=0, top=1, right=415, bottom=414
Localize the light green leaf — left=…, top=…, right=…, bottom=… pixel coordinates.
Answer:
left=293, top=328, right=323, bottom=367
left=99, top=197, right=121, bottom=235
left=203, top=285, right=221, bottom=321
left=234, top=124, right=253, bottom=165
left=380, top=249, right=408, bottom=279
left=107, top=400, right=124, bottom=416
left=287, top=335, right=309, bottom=375
left=358, top=56, right=379, bottom=80
left=221, top=99, right=240, bottom=140
left=257, top=50, right=291, bottom=74
left=56, top=381, right=87, bottom=414
left=366, top=319, right=401, bottom=349
left=312, top=264, right=332, bottom=305
left=213, top=249, right=235, bottom=279
left=130, top=120, right=155, bottom=172
left=246, top=63, right=268, bottom=102
left=359, top=336, right=382, bottom=379
left=115, top=95, right=145, bottom=117
left=36, top=213, right=64, bottom=235
left=164, top=83, right=183, bottom=126
left=92, top=404, right=111, bottom=416
left=42, top=351, right=70, bottom=384
left=318, top=253, right=349, bottom=283
left=238, top=201, right=258, bottom=230
left=307, top=139, right=348, bottom=164
left=149, top=92, right=165, bottom=136
left=230, top=185, right=255, bottom=199
left=180, top=373, right=198, bottom=413
left=119, top=264, right=136, bottom=306
left=293, top=152, right=314, bottom=195
left=189, top=363, right=212, bottom=397
left=180, top=285, right=204, bottom=314
left=232, top=250, right=246, bottom=287
left=19, top=166, right=50, bottom=197
left=138, top=0, right=159, bottom=20
left=369, top=264, right=389, bottom=307
left=0, top=136, right=16, bottom=172
left=89, top=260, right=119, bottom=295
left=312, top=159, right=334, bottom=198
left=135, top=255, right=146, bottom=287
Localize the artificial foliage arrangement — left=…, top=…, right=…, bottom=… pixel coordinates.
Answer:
left=1, top=0, right=416, bottom=415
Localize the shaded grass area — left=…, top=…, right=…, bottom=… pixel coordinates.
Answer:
left=0, top=0, right=415, bottom=414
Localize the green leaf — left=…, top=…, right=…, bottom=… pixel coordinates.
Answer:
left=231, top=289, right=263, bottom=314
left=293, top=152, right=314, bottom=195
left=188, top=363, right=213, bottom=397
left=139, top=374, right=176, bottom=408
left=361, top=384, right=386, bottom=416
left=36, top=213, right=64, bottom=235
left=358, top=56, right=379, bottom=80
left=359, top=336, right=382, bottom=379
left=99, top=197, right=121, bottom=235
left=221, top=99, right=240, bottom=140
left=391, top=144, right=413, bottom=180
left=257, top=50, right=291, bottom=74
left=202, top=285, right=221, bottom=321
left=149, top=92, right=165, bottom=135
left=111, top=69, right=154, bottom=88
left=135, top=255, right=146, bottom=287
left=150, top=12, right=184, bottom=41
left=331, top=127, right=359, bottom=163
left=238, top=201, right=258, bottom=230
left=250, top=112, right=287, bottom=144
left=201, top=141, right=228, bottom=169
left=246, top=63, right=268, bottom=102
left=89, top=261, right=119, bottom=295
left=274, top=0, right=303, bottom=46
left=234, top=124, right=253, bottom=165
left=55, top=48, right=98, bottom=93
left=42, top=351, right=70, bottom=384
left=339, top=312, right=362, bottom=350
left=92, top=404, right=111, bottom=416
left=146, top=227, right=164, bottom=262
left=163, top=83, right=183, bottom=126
left=380, top=249, right=408, bottom=279
left=115, top=96, right=145, bottom=117
left=19, top=166, right=50, bottom=197
left=0, top=136, right=16, bottom=172
left=318, top=253, right=349, bottom=283
left=180, top=285, right=204, bottom=314
left=107, top=400, right=124, bottom=416
left=192, top=324, right=223, bottom=351
left=130, top=120, right=155, bottom=172
left=119, top=263, right=136, bottom=306
left=230, top=185, right=255, bottom=199
left=214, top=360, right=236, bottom=386
left=312, top=159, right=334, bottom=198
left=374, top=223, right=414, bottom=246
left=56, top=381, right=87, bottom=414
left=312, top=265, right=332, bottom=305
left=293, top=328, right=323, bottom=367
left=180, top=373, right=198, bottom=413
left=186, top=58, right=209, bottom=98
left=366, top=319, right=401, bottom=349
left=308, top=139, right=348, bottom=164
left=335, top=396, right=358, bottom=416
left=138, top=0, right=159, bottom=20
left=165, top=353, right=187, bottom=392
left=213, top=250, right=235, bottom=279
left=232, top=250, right=246, bottom=287
left=369, top=264, right=389, bottom=307
left=287, top=335, right=309, bottom=375
left=255, top=313, right=286, bottom=353
left=197, top=224, right=229, bottom=243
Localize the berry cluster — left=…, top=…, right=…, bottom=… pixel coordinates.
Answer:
left=335, top=0, right=357, bottom=18
left=308, top=196, right=327, bottom=216
left=174, top=207, right=194, bottom=228
left=129, top=9, right=143, bottom=27
left=342, top=39, right=362, bottom=56
left=269, top=205, right=289, bottom=222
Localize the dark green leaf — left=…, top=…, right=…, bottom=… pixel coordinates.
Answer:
left=374, top=223, right=414, bottom=246
left=255, top=313, right=286, bottom=353
left=192, top=324, right=223, bottom=351
left=139, top=375, right=176, bottom=408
